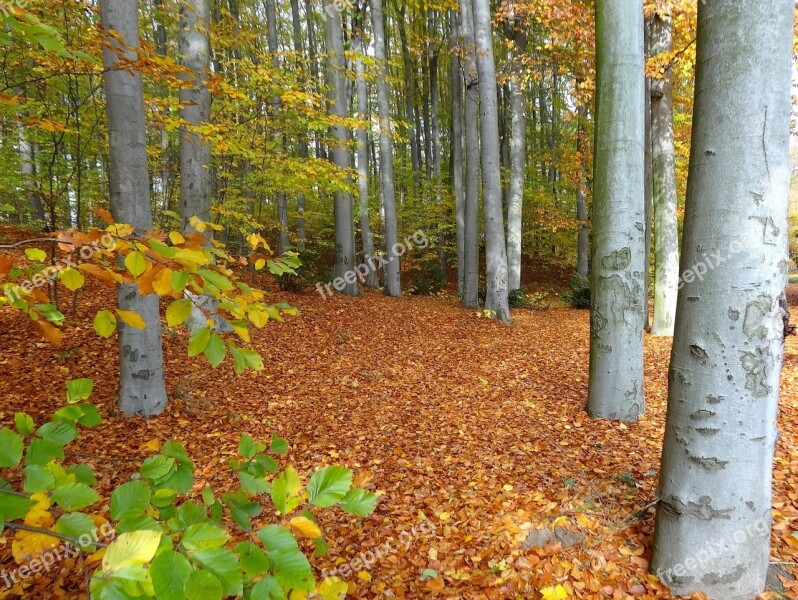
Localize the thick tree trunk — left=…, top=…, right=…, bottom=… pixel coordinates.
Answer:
left=324, top=0, right=358, bottom=296
left=651, top=2, right=793, bottom=598
left=100, top=0, right=168, bottom=417
left=506, top=27, right=526, bottom=292
left=450, top=10, right=465, bottom=295
left=649, top=13, right=679, bottom=336
left=471, top=0, right=510, bottom=323
left=459, top=0, right=479, bottom=309
left=371, top=0, right=400, bottom=296
left=352, top=14, right=377, bottom=288
left=586, top=0, right=645, bottom=422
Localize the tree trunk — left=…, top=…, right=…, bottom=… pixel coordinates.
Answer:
left=575, top=83, right=589, bottom=279
left=459, top=0, right=479, bottom=309
left=651, top=2, right=793, bottom=597
left=371, top=0, right=401, bottom=296
left=649, top=12, right=679, bottom=336
left=450, top=10, right=465, bottom=295
left=471, top=0, right=510, bottom=323
left=506, top=26, right=526, bottom=292
left=15, top=109, right=47, bottom=230
left=324, top=0, right=358, bottom=296
left=353, top=10, right=377, bottom=288
left=100, top=0, right=168, bottom=417
left=643, top=16, right=653, bottom=331
left=586, top=0, right=645, bottom=422
left=290, top=0, right=307, bottom=249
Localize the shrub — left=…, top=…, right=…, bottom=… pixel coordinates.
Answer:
left=565, top=274, right=591, bottom=309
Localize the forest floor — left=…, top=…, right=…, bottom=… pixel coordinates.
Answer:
left=1, top=231, right=797, bottom=599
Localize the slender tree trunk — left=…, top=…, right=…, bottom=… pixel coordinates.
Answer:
left=100, top=0, right=168, bottom=417
left=305, top=0, right=324, bottom=160
left=586, top=0, right=645, bottom=422
left=450, top=10, right=465, bottom=294
left=459, top=0, right=479, bottom=309
left=506, top=26, right=526, bottom=292
left=651, top=2, right=793, bottom=598
left=397, top=6, right=421, bottom=188
left=575, top=81, right=589, bottom=279
left=153, top=0, right=172, bottom=215
left=371, top=0, right=400, bottom=296
left=643, top=16, right=653, bottom=330
left=290, top=0, right=306, bottom=249
left=471, top=0, right=510, bottom=323
left=324, top=0, right=358, bottom=296
left=428, top=13, right=446, bottom=284
left=353, top=10, right=377, bottom=288
left=649, top=12, right=679, bottom=336
left=15, top=111, right=47, bottom=230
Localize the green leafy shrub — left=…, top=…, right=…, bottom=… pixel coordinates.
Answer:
left=0, top=380, right=377, bottom=599
left=565, top=274, right=591, bottom=309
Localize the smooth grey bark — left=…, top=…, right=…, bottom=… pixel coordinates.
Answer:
left=324, top=0, right=358, bottom=296
left=575, top=85, right=589, bottom=279
left=153, top=0, right=172, bottom=213
left=100, top=0, right=168, bottom=417
left=352, top=15, right=377, bottom=288
left=15, top=112, right=47, bottom=229
left=471, top=0, right=510, bottom=323
left=397, top=6, right=421, bottom=185
left=649, top=13, right=679, bottom=336
left=289, top=0, right=306, bottom=249
left=265, top=0, right=290, bottom=255
left=458, top=0, right=479, bottom=309
left=586, top=0, right=645, bottom=422
left=643, top=15, right=653, bottom=331
left=450, top=9, right=465, bottom=294
left=429, top=12, right=446, bottom=284
left=506, top=27, right=526, bottom=292
left=371, top=0, right=400, bottom=296
left=651, top=1, right=793, bottom=598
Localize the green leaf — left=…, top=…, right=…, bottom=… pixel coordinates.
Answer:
left=151, top=488, right=178, bottom=508
left=140, top=455, right=176, bottom=481
left=66, top=378, right=93, bottom=403
left=270, top=467, right=302, bottom=514
left=124, top=251, right=147, bottom=277
left=182, top=522, right=230, bottom=552
left=250, top=576, right=285, bottom=600
left=239, top=434, right=258, bottom=459
left=307, top=466, right=352, bottom=508
left=239, top=472, right=270, bottom=495
left=188, top=327, right=211, bottom=357
left=25, top=438, right=64, bottom=465
left=235, top=541, right=271, bottom=578
left=23, top=464, right=55, bottom=493
left=0, top=428, right=23, bottom=467
left=14, top=412, right=34, bottom=436
left=116, top=514, right=162, bottom=534
left=0, top=492, right=32, bottom=522
left=184, top=569, right=222, bottom=600
left=59, top=268, right=85, bottom=291
left=166, top=299, right=193, bottom=327
left=67, top=464, right=96, bottom=486
left=51, top=482, right=99, bottom=510
left=171, top=270, right=191, bottom=294
left=110, top=481, right=152, bottom=520
left=190, top=548, right=243, bottom=597
left=269, top=548, right=314, bottom=591
left=150, top=550, right=193, bottom=600
left=55, top=513, right=97, bottom=548
left=258, top=525, right=299, bottom=552
left=196, top=269, right=233, bottom=291
left=204, top=333, right=227, bottom=368
left=93, top=310, right=117, bottom=338
left=340, top=488, right=379, bottom=517
left=270, top=434, right=288, bottom=455
left=36, top=421, right=77, bottom=446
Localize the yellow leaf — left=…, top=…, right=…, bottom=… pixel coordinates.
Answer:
left=289, top=516, right=322, bottom=539
left=231, top=322, right=251, bottom=343
left=169, top=231, right=185, bottom=245
left=438, top=512, right=451, bottom=523
left=317, top=576, right=348, bottom=599
left=540, top=584, right=568, bottom=600
left=357, top=570, right=372, bottom=582
left=140, top=439, right=162, bottom=452
left=254, top=258, right=266, bottom=271
left=29, top=493, right=51, bottom=511
left=102, top=530, right=161, bottom=573
left=116, top=310, right=146, bottom=329
left=12, top=529, right=59, bottom=564
left=153, top=267, right=174, bottom=297
left=59, top=267, right=85, bottom=292
left=124, top=251, right=148, bottom=277
left=248, top=309, right=269, bottom=328
left=173, top=248, right=208, bottom=265
left=551, top=516, right=568, bottom=528
left=188, top=216, right=207, bottom=233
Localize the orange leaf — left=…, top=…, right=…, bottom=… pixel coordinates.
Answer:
left=91, top=207, right=115, bottom=224
left=33, top=320, right=63, bottom=346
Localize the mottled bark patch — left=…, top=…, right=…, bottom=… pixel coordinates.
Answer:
left=600, top=247, right=631, bottom=270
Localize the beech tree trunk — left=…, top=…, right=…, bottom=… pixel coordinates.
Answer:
left=471, top=0, right=510, bottom=323
left=324, top=0, right=358, bottom=296
left=586, top=0, right=645, bottom=421
left=15, top=110, right=47, bottom=230
left=100, top=0, right=168, bottom=417
left=506, top=26, right=526, bottom=292
left=290, top=0, right=306, bottom=249
left=649, top=12, right=679, bottom=336
left=371, top=0, right=400, bottom=296
left=575, top=85, right=589, bottom=279
left=458, top=0, right=480, bottom=309
left=651, top=1, right=793, bottom=598
left=450, top=9, right=465, bottom=294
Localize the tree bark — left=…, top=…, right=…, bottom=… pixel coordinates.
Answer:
left=450, top=10, right=465, bottom=295
left=575, top=82, right=589, bottom=279
left=651, top=1, right=793, bottom=597
left=471, top=0, right=510, bottom=323
left=506, top=26, right=526, bottom=292
left=586, top=0, right=645, bottom=422
left=458, top=0, right=479, bottom=309
left=100, top=0, right=168, bottom=417
left=290, top=0, right=307, bottom=249
left=649, top=12, right=679, bottom=336
left=324, top=0, right=358, bottom=296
